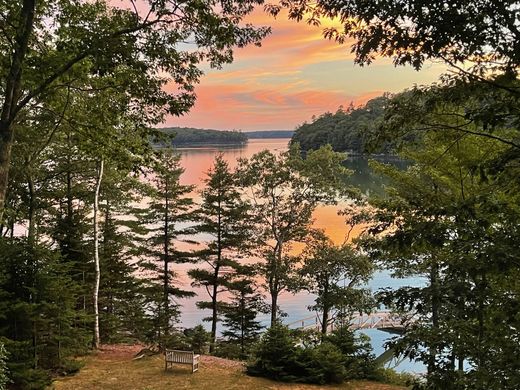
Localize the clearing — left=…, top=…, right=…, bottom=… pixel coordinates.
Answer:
left=50, top=344, right=406, bottom=390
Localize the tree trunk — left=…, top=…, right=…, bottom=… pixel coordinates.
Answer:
left=240, top=293, right=245, bottom=356
left=210, top=206, right=222, bottom=353
left=210, top=265, right=219, bottom=353
left=429, top=259, right=440, bottom=375
left=93, top=159, right=104, bottom=349
left=0, top=123, right=14, bottom=221
left=269, top=241, right=283, bottom=327
left=321, top=280, right=330, bottom=336
left=270, top=290, right=278, bottom=326
left=27, top=172, right=36, bottom=244
left=0, top=0, right=36, bottom=220
left=163, top=178, right=170, bottom=337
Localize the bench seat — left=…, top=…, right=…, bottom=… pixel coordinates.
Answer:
left=165, top=349, right=200, bottom=373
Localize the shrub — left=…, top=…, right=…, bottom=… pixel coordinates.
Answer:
left=246, top=324, right=297, bottom=380
left=294, top=342, right=347, bottom=384
left=247, top=324, right=348, bottom=384
left=373, top=367, right=423, bottom=387
left=184, top=325, right=211, bottom=354
left=55, top=359, right=84, bottom=376
left=213, top=341, right=242, bottom=360
left=0, top=342, right=8, bottom=390
left=9, top=368, right=51, bottom=390
left=325, top=326, right=377, bottom=379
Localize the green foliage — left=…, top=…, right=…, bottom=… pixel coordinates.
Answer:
left=299, top=232, right=375, bottom=335
left=159, top=128, right=247, bottom=146
left=138, top=150, right=196, bottom=345
left=221, top=276, right=268, bottom=359
left=292, top=342, right=347, bottom=384
left=237, top=144, right=348, bottom=325
left=0, top=342, right=8, bottom=390
left=371, top=367, right=421, bottom=388
left=325, top=327, right=376, bottom=379
left=247, top=324, right=298, bottom=380
left=291, top=96, right=391, bottom=153
left=189, top=155, right=252, bottom=352
left=0, top=239, right=91, bottom=389
left=360, top=125, right=520, bottom=389
left=247, top=324, right=377, bottom=385
left=183, top=326, right=211, bottom=355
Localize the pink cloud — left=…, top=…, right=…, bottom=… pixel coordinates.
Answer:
left=165, top=83, right=382, bottom=130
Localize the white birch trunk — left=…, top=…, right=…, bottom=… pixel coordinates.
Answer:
left=93, top=159, right=104, bottom=349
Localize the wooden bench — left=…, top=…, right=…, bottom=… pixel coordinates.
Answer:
left=164, top=350, right=200, bottom=373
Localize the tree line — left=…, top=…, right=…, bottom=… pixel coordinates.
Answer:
left=157, top=127, right=248, bottom=146
left=2, top=0, right=520, bottom=389
left=0, top=121, right=376, bottom=388
left=273, top=0, right=520, bottom=388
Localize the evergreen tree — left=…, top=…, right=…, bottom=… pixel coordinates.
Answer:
left=0, top=239, right=90, bottom=389
left=188, top=154, right=251, bottom=352
left=221, top=275, right=268, bottom=358
left=361, top=128, right=520, bottom=389
left=237, top=144, right=348, bottom=326
left=139, top=150, right=196, bottom=346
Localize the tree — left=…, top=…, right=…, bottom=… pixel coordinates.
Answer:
left=0, top=0, right=270, bottom=218
left=139, top=150, right=196, bottom=345
left=221, top=273, right=269, bottom=358
left=361, top=128, right=520, bottom=389
left=188, top=154, right=251, bottom=353
left=92, top=159, right=104, bottom=349
left=299, top=232, right=374, bottom=336
left=291, top=96, right=391, bottom=153
left=0, top=239, right=91, bottom=389
left=237, top=144, right=348, bottom=326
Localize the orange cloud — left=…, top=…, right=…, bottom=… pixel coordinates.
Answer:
left=165, top=83, right=382, bottom=130
left=155, top=5, right=444, bottom=130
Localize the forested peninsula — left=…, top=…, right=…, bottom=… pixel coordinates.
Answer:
left=159, top=127, right=248, bottom=145
left=157, top=128, right=295, bottom=146
left=290, top=96, right=394, bottom=154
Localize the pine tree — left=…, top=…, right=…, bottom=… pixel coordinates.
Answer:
left=237, top=145, right=348, bottom=326
left=221, top=273, right=268, bottom=358
left=139, top=150, right=196, bottom=346
left=188, top=154, right=251, bottom=352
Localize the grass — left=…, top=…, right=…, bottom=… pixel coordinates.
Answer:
left=49, top=345, right=407, bottom=390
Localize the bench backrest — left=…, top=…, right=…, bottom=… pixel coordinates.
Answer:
left=165, top=350, right=194, bottom=364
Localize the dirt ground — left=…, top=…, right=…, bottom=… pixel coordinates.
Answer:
left=49, top=344, right=406, bottom=390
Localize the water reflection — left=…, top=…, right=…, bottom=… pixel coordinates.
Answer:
left=174, top=139, right=423, bottom=373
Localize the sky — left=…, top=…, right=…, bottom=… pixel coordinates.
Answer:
left=164, top=8, right=448, bottom=131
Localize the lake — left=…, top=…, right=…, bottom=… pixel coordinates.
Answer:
left=174, top=138, right=424, bottom=373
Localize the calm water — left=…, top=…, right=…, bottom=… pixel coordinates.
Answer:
left=175, top=139, right=424, bottom=373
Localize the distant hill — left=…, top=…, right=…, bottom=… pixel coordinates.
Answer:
left=290, top=96, right=391, bottom=154
left=245, top=130, right=294, bottom=139
left=155, top=127, right=294, bottom=146
left=158, top=127, right=247, bottom=145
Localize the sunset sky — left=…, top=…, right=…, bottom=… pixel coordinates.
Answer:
left=165, top=9, right=447, bottom=131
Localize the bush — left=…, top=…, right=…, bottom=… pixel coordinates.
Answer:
left=0, top=342, right=8, bottom=390
left=183, top=325, right=211, bottom=354
left=247, top=324, right=297, bottom=380
left=247, top=324, right=347, bottom=384
left=325, top=326, right=377, bottom=379
left=373, top=367, right=422, bottom=387
left=55, top=359, right=84, bottom=376
left=9, top=368, right=51, bottom=390
left=213, top=341, right=242, bottom=360
left=294, top=342, right=347, bottom=384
